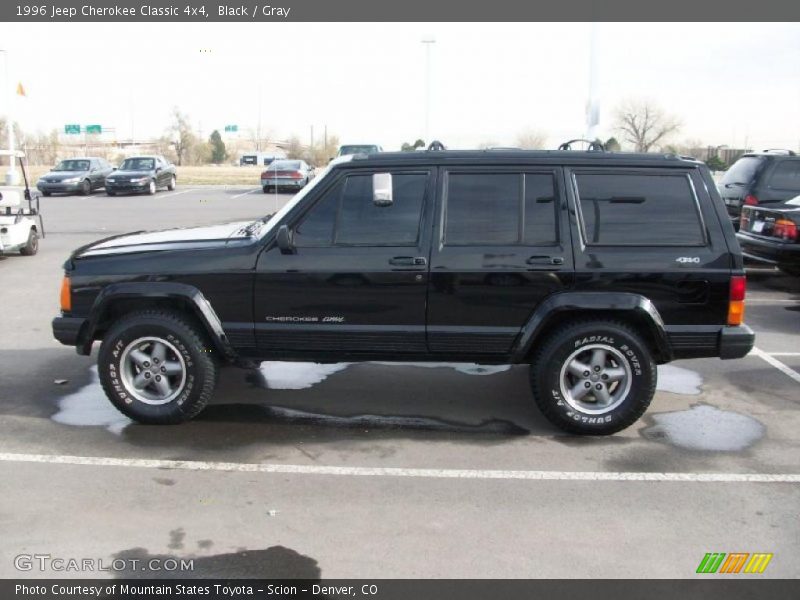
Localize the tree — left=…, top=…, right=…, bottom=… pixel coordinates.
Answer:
left=705, top=155, right=727, bottom=172
left=604, top=137, right=621, bottom=152
left=401, top=139, right=426, bottom=152
left=515, top=129, right=547, bottom=149
left=166, top=108, right=197, bottom=166
left=285, top=136, right=305, bottom=160
left=613, top=99, right=680, bottom=152
left=209, top=130, right=227, bottom=164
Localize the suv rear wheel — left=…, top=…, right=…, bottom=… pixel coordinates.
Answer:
left=530, top=320, right=656, bottom=435
left=98, top=310, right=218, bottom=424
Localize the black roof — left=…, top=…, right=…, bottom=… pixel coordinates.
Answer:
left=342, top=149, right=701, bottom=168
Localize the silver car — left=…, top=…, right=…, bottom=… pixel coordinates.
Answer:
left=261, top=160, right=314, bottom=193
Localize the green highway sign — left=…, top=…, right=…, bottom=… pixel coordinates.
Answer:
left=64, top=124, right=81, bottom=134
left=224, top=124, right=238, bottom=133
left=85, top=124, right=102, bottom=134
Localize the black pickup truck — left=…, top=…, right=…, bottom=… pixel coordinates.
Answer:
left=52, top=147, right=755, bottom=435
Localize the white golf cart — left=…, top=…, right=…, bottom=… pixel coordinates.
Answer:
left=0, top=150, right=45, bottom=256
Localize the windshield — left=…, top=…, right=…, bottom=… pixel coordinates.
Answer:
left=267, top=160, right=302, bottom=171
left=120, top=158, right=155, bottom=171
left=338, top=145, right=377, bottom=156
left=720, top=156, right=763, bottom=186
left=54, top=159, right=90, bottom=171
left=258, top=156, right=353, bottom=238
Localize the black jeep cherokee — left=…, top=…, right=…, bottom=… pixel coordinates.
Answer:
left=52, top=149, right=755, bottom=435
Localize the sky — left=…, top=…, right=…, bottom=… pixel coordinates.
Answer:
left=1, top=22, right=799, bottom=152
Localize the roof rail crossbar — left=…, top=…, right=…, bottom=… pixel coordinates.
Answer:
left=558, top=139, right=605, bottom=152
left=427, top=140, right=446, bottom=151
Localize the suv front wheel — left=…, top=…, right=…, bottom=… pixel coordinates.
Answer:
left=98, top=310, right=218, bottom=424
left=530, top=320, right=656, bottom=435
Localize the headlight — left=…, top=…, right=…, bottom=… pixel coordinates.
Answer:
left=62, top=177, right=81, bottom=183
left=131, top=177, right=148, bottom=183
left=106, top=178, right=115, bottom=183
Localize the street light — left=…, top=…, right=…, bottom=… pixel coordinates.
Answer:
left=422, top=37, right=436, bottom=144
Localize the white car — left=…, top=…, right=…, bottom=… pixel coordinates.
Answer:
left=0, top=150, right=44, bottom=256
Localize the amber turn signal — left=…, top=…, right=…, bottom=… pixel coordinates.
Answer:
left=727, top=275, right=746, bottom=326
left=60, top=276, right=72, bottom=313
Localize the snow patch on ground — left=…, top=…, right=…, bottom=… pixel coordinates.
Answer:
left=647, top=405, right=764, bottom=451
left=51, top=366, right=131, bottom=434
left=656, top=364, right=703, bottom=395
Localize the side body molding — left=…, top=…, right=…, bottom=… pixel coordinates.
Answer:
left=510, top=292, right=671, bottom=362
left=78, top=282, right=236, bottom=360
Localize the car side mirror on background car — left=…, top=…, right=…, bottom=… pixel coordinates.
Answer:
left=276, top=224, right=296, bottom=254
left=373, top=172, right=393, bottom=207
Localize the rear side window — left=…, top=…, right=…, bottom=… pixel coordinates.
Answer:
left=445, top=172, right=558, bottom=245
left=768, top=161, right=800, bottom=191
left=575, top=172, right=704, bottom=246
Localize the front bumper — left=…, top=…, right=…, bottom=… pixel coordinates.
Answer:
left=736, top=232, right=800, bottom=267
left=106, top=181, right=150, bottom=193
left=52, top=316, right=91, bottom=355
left=37, top=181, right=83, bottom=193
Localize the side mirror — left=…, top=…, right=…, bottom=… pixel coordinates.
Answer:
left=155, top=166, right=162, bottom=173
left=372, top=172, right=393, bottom=207
left=276, top=224, right=296, bottom=254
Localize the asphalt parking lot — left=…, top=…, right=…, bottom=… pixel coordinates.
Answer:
left=0, top=186, right=798, bottom=579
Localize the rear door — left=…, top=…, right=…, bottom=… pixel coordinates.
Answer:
left=427, top=166, right=573, bottom=356
left=718, top=156, right=765, bottom=220
left=757, top=158, right=800, bottom=206
left=253, top=167, right=435, bottom=357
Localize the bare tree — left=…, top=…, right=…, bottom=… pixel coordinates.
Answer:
left=166, top=107, right=197, bottom=165
left=613, top=99, right=680, bottom=152
left=515, top=129, right=547, bottom=149
left=285, top=136, right=305, bottom=160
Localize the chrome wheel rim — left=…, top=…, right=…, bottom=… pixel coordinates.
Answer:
left=119, top=336, right=186, bottom=405
left=559, top=344, right=632, bottom=415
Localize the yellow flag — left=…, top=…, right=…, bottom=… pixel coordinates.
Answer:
left=16, top=82, right=26, bottom=96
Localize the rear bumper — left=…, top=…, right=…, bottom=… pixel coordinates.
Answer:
left=261, top=178, right=304, bottom=188
left=736, top=232, right=800, bottom=267
left=666, top=324, right=755, bottom=360
left=52, top=316, right=91, bottom=355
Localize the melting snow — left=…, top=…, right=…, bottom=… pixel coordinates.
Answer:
left=51, top=366, right=131, bottom=434
left=656, top=364, right=703, bottom=395
left=646, top=405, right=764, bottom=451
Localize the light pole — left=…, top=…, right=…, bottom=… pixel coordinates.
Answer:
left=1, top=49, right=19, bottom=185
left=422, top=37, right=436, bottom=144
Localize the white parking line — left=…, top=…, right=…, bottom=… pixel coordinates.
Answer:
left=0, top=453, right=798, bottom=483
left=230, top=188, right=259, bottom=199
left=752, top=347, right=800, bottom=385
left=158, top=188, right=198, bottom=198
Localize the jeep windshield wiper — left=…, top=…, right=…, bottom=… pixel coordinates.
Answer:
left=238, top=215, right=273, bottom=237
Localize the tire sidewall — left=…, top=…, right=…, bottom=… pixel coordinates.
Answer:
left=99, top=320, right=204, bottom=422
left=535, top=324, right=655, bottom=433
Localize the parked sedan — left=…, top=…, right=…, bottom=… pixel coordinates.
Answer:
left=37, top=157, right=113, bottom=196
left=105, top=156, right=176, bottom=196
left=261, top=160, right=313, bottom=193
left=737, top=196, right=800, bottom=276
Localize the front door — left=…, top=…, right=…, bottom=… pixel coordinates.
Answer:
left=427, top=167, right=573, bottom=355
left=253, top=167, right=435, bottom=358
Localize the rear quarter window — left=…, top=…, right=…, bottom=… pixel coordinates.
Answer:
left=574, top=171, right=705, bottom=246
left=767, top=160, right=800, bottom=191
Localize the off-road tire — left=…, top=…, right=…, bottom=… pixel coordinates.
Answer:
left=19, top=228, right=38, bottom=256
left=98, top=310, right=218, bottom=424
left=530, top=320, right=657, bottom=435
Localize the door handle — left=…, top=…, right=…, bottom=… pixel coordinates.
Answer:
left=389, top=256, right=427, bottom=266
left=526, top=255, right=564, bottom=266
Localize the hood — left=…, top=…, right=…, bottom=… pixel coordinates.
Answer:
left=106, top=169, right=155, bottom=179
left=42, top=170, right=89, bottom=181
left=73, top=220, right=258, bottom=259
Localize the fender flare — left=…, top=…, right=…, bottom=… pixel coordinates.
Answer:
left=77, top=281, right=236, bottom=360
left=510, top=292, right=671, bottom=362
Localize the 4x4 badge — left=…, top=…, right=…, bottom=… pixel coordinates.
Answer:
left=675, top=257, right=701, bottom=264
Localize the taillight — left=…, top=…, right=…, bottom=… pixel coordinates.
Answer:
left=60, top=276, right=72, bottom=313
left=290, top=171, right=302, bottom=179
left=744, top=194, right=759, bottom=206
left=773, top=218, right=798, bottom=241
left=728, top=275, right=746, bottom=326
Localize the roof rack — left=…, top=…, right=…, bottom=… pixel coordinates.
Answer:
left=427, top=140, right=446, bottom=151
left=762, top=149, right=796, bottom=156
left=558, top=139, right=605, bottom=152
